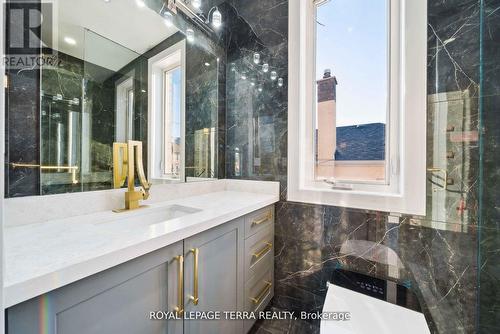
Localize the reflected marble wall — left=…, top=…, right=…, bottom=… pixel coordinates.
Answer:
left=185, top=44, right=219, bottom=179
left=145, top=30, right=226, bottom=180
left=6, top=48, right=147, bottom=196
left=6, top=27, right=225, bottom=196
left=4, top=0, right=41, bottom=197
left=225, top=0, right=497, bottom=333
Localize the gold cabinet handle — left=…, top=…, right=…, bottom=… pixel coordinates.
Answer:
left=252, top=242, right=273, bottom=261
left=173, top=255, right=184, bottom=316
left=250, top=281, right=272, bottom=305
left=251, top=212, right=272, bottom=227
left=188, top=248, right=199, bottom=305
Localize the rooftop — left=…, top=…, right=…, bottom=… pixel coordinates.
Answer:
left=335, top=123, right=385, bottom=161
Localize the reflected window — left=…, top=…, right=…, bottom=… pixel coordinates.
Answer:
left=163, top=67, right=182, bottom=179
left=149, top=41, right=185, bottom=182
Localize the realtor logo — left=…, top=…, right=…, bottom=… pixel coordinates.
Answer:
left=4, top=0, right=58, bottom=69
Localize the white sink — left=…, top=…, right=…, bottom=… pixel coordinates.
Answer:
left=94, top=204, right=201, bottom=226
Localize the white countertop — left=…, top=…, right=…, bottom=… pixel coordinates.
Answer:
left=4, top=188, right=278, bottom=308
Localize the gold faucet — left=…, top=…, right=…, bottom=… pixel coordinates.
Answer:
left=113, top=140, right=151, bottom=212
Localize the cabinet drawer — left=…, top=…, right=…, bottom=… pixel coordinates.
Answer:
left=244, top=269, right=274, bottom=332
left=244, top=225, right=273, bottom=281
left=245, top=206, right=274, bottom=238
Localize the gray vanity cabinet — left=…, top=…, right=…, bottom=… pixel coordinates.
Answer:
left=183, top=218, right=245, bottom=334
left=6, top=207, right=273, bottom=334
left=6, top=241, right=184, bottom=334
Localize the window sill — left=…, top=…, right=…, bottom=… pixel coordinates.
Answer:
left=287, top=185, right=424, bottom=215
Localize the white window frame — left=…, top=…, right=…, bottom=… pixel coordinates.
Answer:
left=115, top=74, right=135, bottom=142
left=288, top=0, right=427, bottom=215
left=148, top=40, right=186, bottom=182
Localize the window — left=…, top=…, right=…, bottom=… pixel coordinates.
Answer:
left=288, top=0, right=427, bottom=215
left=148, top=41, right=185, bottom=182
left=315, top=0, right=388, bottom=184
left=162, top=67, right=182, bottom=179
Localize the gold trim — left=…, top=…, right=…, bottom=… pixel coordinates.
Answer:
left=252, top=242, right=273, bottom=261
left=112, top=141, right=151, bottom=211
left=173, top=255, right=184, bottom=316
left=113, top=143, right=128, bottom=189
left=250, top=281, right=272, bottom=305
left=251, top=212, right=272, bottom=227
left=188, top=248, right=199, bottom=305
left=10, top=163, right=79, bottom=184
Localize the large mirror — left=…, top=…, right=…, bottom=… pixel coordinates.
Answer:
left=4, top=0, right=224, bottom=197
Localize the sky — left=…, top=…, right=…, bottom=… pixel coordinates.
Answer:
left=316, top=0, right=388, bottom=127
left=171, top=67, right=182, bottom=138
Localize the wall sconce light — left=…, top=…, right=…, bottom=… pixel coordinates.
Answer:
left=253, top=53, right=261, bottom=64
left=211, top=7, right=222, bottom=28
left=177, top=0, right=222, bottom=30
left=192, top=0, right=201, bottom=9
left=203, top=6, right=222, bottom=28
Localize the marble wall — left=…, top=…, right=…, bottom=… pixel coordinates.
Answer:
left=478, top=1, right=500, bottom=332
left=225, top=0, right=498, bottom=333
left=185, top=44, right=220, bottom=179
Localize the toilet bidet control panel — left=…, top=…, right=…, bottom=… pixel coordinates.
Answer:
left=329, top=268, right=422, bottom=312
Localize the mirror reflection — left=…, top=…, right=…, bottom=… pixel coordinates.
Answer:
left=5, top=0, right=222, bottom=197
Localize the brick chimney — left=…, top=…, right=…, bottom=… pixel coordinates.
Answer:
left=317, top=69, right=338, bottom=102
left=316, top=69, right=338, bottom=178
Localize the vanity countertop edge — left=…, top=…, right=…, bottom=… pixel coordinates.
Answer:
left=3, top=181, right=279, bottom=308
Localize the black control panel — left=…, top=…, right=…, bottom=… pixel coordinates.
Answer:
left=330, top=268, right=423, bottom=313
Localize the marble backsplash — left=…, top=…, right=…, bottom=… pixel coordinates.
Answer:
left=224, top=0, right=499, bottom=333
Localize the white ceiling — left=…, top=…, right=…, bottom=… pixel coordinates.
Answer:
left=47, top=0, right=178, bottom=71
